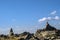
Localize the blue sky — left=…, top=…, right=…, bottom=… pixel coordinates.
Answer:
left=0, top=0, right=60, bottom=34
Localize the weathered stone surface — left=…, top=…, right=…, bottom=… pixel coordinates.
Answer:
left=0, top=22, right=60, bottom=40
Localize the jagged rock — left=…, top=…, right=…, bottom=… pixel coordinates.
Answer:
left=0, top=22, right=60, bottom=40
left=25, top=33, right=34, bottom=40
left=45, top=22, right=56, bottom=31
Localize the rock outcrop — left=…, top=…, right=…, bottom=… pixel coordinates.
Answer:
left=45, top=22, right=56, bottom=31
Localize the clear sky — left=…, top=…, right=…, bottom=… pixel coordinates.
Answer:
left=0, top=0, right=60, bottom=34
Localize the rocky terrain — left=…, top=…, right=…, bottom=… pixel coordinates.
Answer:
left=0, top=22, right=60, bottom=40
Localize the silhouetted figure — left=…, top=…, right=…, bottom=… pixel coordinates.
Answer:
left=45, top=22, right=56, bottom=31
left=9, top=28, right=14, bottom=36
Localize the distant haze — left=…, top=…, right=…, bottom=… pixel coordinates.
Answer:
left=0, top=0, right=60, bottom=34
